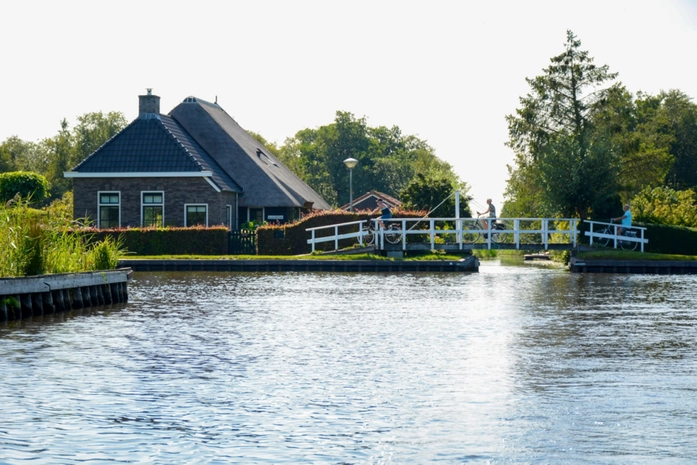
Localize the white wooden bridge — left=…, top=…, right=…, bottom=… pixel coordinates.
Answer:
left=307, top=217, right=651, bottom=254
left=307, top=217, right=581, bottom=253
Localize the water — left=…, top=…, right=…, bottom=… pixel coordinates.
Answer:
left=1, top=260, right=697, bottom=464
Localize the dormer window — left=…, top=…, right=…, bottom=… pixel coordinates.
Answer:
left=257, top=149, right=277, bottom=166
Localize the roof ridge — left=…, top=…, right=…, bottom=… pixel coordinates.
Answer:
left=157, top=115, right=205, bottom=172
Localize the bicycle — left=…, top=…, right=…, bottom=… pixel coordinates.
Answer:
left=461, top=217, right=508, bottom=244
left=596, top=220, right=637, bottom=251
left=359, top=221, right=402, bottom=245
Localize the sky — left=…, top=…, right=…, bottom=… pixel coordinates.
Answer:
left=2, top=0, right=696, bottom=214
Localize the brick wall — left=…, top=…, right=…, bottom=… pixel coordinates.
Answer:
left=73, top=177, right=237, bottom=228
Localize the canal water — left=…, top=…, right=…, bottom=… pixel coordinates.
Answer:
left=1, top=260, right=696, bottom=464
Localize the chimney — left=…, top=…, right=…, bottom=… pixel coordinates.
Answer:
left=138, top=88, right=160, bottom=116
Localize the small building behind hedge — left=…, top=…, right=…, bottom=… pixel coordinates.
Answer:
left=65, top=90, right=330, bottom=230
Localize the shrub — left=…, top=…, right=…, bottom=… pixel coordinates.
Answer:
left=0, top=171, right=50, bottom=206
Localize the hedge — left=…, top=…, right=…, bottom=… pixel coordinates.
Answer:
left=84, top=226, right=229, bottom=256
left=257, top=208, right=429, bottom=255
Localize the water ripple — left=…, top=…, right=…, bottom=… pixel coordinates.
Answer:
left=1, top=265, right=696, bottom=463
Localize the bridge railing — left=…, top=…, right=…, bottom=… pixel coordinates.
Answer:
left=306, top=217, right=579, bottom=252
left=584, top=220, right=648, bottom=252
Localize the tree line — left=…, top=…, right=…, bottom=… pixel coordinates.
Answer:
left=1, top=109, right=469, bottom=218
left=0, top=112, right=128, bottom=202
left=3, top=31, right=695, bottom=228
left=505, top=30, right=697, bottom=226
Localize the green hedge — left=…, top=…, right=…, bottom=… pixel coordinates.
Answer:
left=0, top=171, right=50, bottom=205
left=257, top=209, right=429, bottom=255
left=84, top=226, right=229, bottom=256
left=640, top=223, right=697, bottom=255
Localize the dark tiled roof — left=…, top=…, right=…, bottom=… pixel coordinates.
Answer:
left=70, top=114, right=241, bottom=193
left=170, top=98, right=331, bottom=209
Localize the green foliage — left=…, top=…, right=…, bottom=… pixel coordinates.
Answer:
left=640, top=223, right=697, bottom=255
left=0, top=171, right=50, bottom=205
left=90, top=235, right=123, bottom=270
left=505, top=30, right=621, bottom=220
left=1, top=111, right=128, bottom=201
left=660, top=90, right=697, bottom=191
left=275, top=111, right=464, bottom=207
left=399, top=173, right=472, bottom=219
left=87, top=226, right=229, bottom=256
left=0, top=197, right=123, bottom=277
left=631, top=186, right=697, bottom=227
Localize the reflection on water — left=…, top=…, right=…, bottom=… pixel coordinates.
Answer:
left=1, top=260, right=697, bottom=463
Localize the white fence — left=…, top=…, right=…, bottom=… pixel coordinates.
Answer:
left=306, top=217, right=579, bottom=252
left=584, top=220, right=648, bottom=252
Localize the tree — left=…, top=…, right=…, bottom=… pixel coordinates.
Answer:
left=276, top=111, right=463, bottom=207
left=400, top=173, right=472, bottom=219
left=0, top=136, right=48, bottom=174
left=631, top=185, right=697, bottom=227
left=505, top=31, right=621, bottom=219
left=43, top=111, right=128, bottom=200
left=660, top=90, right=697, bottom=191
left=592, top=88, right=674, bottom=202
left=72, top=111, right=128, bottom=165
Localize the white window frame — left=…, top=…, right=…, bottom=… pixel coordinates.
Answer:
left=141, top=191, right=165, bottom=228
left=185, top=203, right=208, bottom=227
left=226, top=204, right=232, bottom=229
left=97, top=191, right=120, bottom=229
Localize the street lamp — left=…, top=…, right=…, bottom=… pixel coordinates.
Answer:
left=343, top=157, right=359, bottom=212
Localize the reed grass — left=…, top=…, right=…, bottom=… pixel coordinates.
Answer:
left=0, top=198, right=124, bottom=277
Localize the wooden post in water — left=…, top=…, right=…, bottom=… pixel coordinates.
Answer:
left=72, top=287, right=84, bottom=309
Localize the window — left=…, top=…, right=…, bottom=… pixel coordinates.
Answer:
left=142, top=192, right=164, bottom=227
left=249, top=208, right=264, bottom=224
left=226, top=205, right=232, bottom=229
left=98, top=192, right=120, bottom=229
left=186, top=204, right=207, bottom=227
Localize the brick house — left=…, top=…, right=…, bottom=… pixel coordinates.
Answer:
left=65, top=90, right=330, bottom=229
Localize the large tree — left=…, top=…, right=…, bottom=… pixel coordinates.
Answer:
left=660, top=90, right=697, bottom=191
left=276, top=111, right=463, bottom=208
left=505, top=30, right=622, bottom=219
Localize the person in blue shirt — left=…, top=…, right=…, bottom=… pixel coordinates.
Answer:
left=375, top=199, right=392, bottom=229
left=612, top=204, right=632, bottom=235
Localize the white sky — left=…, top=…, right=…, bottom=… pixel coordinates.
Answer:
left=2, top=0, right=696, bottom=213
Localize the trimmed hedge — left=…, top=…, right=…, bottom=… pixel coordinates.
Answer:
left=640, top=223, right=697, bottom=255
left=257, top=209, right=429, bottom=255
left=84, top=226, right=229, bottom=256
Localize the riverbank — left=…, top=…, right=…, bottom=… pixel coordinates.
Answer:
left=0, top=268, right=132, bottom=321
left=118, top=256, right=479, bottom=273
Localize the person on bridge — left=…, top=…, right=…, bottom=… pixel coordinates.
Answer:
left=374, top=199, right=392, bottom=229
left=477, top=198, right=496, bottom=231
left=612, top=204, right=632, bottom=236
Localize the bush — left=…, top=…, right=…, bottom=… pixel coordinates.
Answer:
left=0, top=171, right=50, bottom=205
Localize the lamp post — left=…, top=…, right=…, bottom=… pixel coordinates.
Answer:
left=343, top=157, right=358, bottom=212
